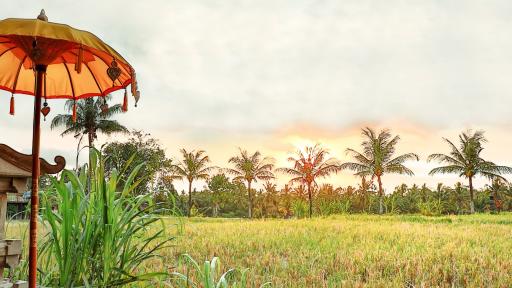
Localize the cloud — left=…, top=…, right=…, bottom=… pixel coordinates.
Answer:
left=1, top=1, right=512, bottom=191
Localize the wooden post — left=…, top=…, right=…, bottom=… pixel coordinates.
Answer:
left=28, top=64, right=46, bottom=288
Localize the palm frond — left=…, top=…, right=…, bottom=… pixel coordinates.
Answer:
left=387, top=153, right=419, bottom=166
left=429, top=165, right=465, bottom=176
left=340, top=162, right=371, bottom=173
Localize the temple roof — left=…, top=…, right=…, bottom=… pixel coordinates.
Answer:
left=0, top=144, right=65, bottom=177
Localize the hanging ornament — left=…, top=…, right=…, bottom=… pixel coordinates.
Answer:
left=75, top=45, right=83, bottom=74
left=41, top=72, right=50, bottom=120
left=72, top=101, right=77, bottom=123
left=41, top=102, right=50, bottom=121
left=122, top=88, right=128, bottom=112
left=9, top=94, right=14, bottom=115
left=106, top=59, right=121, bottom=86
left=100, top=97, right=109, bottom=114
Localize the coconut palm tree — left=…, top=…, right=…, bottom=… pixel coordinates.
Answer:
left=51, top=96, right=128, bottom=149
left=428, top=130, right=512, bottom=213
left=225, top=149, right=275, bottom=218
left=170, top=149, right=214, bottom=217
left=486, top=177, right=510, bottom=213
left=341, top=127, right=419, bottom=214
left=277, top=144, right=341, bottom=218
left=356, top=176, right=375, bottom=212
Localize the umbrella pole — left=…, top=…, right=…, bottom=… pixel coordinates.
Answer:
left=28, top=64, right=46, bottom=288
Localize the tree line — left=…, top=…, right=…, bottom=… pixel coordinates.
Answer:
left=51, top=98, right=512, bottom=218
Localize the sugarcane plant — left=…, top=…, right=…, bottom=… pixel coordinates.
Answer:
left=36, top=148, right=173, bottom=287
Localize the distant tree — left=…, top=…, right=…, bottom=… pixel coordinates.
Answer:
left=486, top=178, right=509, bottom=213
left=103, top=130, right=173, bottom=196
left=355, top=177, right=375, bottom=212
left=277, top=144, right=341, bottom=218
left=428, top=130, right=512, bottom=213
left=262, top=182, right=280, bottom=218
left=225, top=149, right=275, bottom=218
left=171, top=149, right=214, bottom=217
left=292, top=185, right=307, bottom=200
left=280, top=185, right=293, bottom=217
left=208, top=174, right=237, bottom=217
left=51, top=96, right=127, bottom=149
left=341, top=127, right=419, bottom=214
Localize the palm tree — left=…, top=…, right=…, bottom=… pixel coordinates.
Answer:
left=428, top=130, right=512, bottom=213
left=341, top=127, right=419, bottom=214
left=51, top=96, right=128, bottom=150
left=356, top=176, right=374, bottom=212
left=170, top=149, right=214, bottom=217
left=277, top=144, right=341, bottom=218
left=225, top=149, right=275, bottom=218
left=486, top=178, right=510, bottom=213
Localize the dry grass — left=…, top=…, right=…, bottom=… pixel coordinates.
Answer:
left=7, top=213, right=512, bottom=287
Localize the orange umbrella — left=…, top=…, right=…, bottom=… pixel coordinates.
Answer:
left=0, top=10, right=139, bottom=287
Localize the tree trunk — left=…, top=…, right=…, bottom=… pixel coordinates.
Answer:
left=377, top=175, right=384, bottom=214
left=469, top=176, right=475, bottom=214
left=307, top=182, right=313, bottom=218
left=88, top=131, right=94, bottom=148
left=247, top=180, right=252, bottom=219
left=213, top=203, right=219, bottom=217
left=188, top=180, right=193, bottom=217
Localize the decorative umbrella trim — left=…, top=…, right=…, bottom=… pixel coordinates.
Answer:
left=0, top=78, right=131, bottom=99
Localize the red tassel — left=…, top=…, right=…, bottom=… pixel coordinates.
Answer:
left=72, top=102, right=77, bottom=123
left=9, top=95, right=14, bottom=115
left=122, top=89, right=128, bottom=112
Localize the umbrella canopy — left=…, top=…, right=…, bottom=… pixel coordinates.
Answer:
left=0, top=14, right=138, bottom=100
left=0, top=10, right=139, bottom=287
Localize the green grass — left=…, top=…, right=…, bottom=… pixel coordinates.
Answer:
left=7, top=213, right=512, bottom=287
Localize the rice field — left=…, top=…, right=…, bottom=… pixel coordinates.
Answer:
left=166, top=214, right=512, bottom=287
left=6, top=213, right=512, bottom=287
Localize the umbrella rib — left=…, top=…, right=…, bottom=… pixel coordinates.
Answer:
left=60, top=56, right=76, bottom=99
left=83, top=61, right=104, bottom=96
left=0, top=46, right=16, bottom=58
left=11, top=55, right=28, bottom=93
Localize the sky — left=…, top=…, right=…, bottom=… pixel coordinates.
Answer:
left=2, top=1, right=512, bottom=192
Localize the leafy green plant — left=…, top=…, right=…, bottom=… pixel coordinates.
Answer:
left=291, top=200, right=308, bottom=218
left=170, top=254, right=271, bottom=288
left=36, top=148, right=173, bottom=287
left=315, top=199, right=351, bottom=216
left=417, top=200, right=443, bottom=216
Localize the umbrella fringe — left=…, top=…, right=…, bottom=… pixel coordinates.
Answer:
left=130, top=68, right=137, bottom=96
left=9, top=95, right=14, bottom=115
left=122, top=89, right=128, bottom=112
